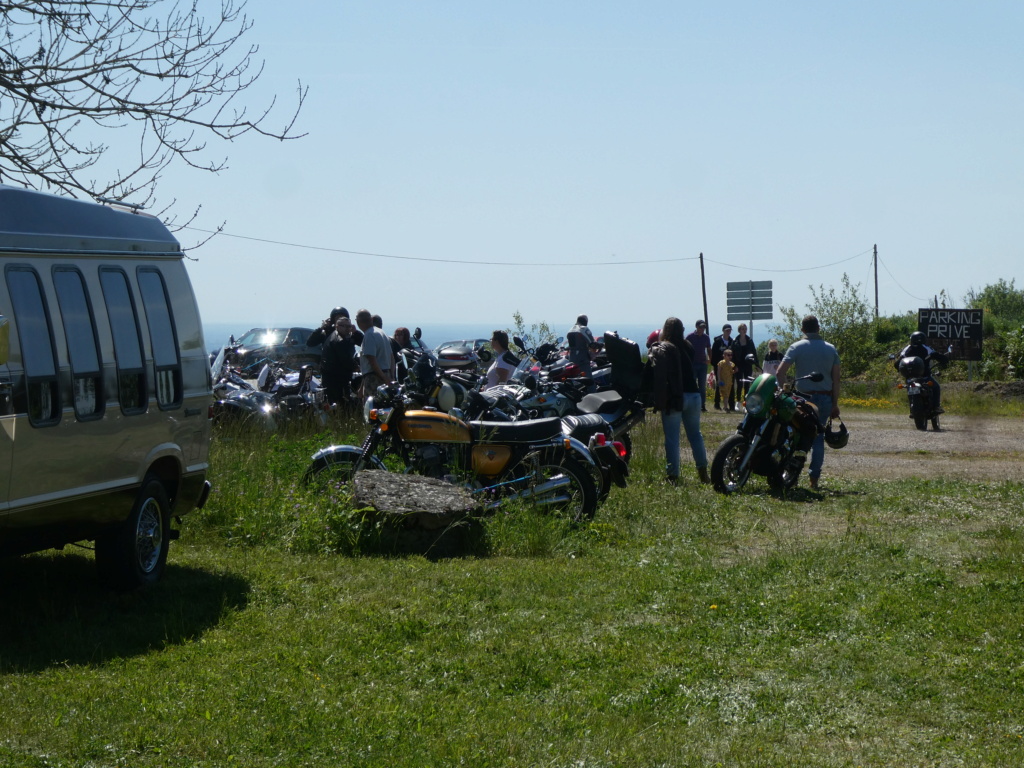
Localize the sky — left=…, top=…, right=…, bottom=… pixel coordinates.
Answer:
left=157, top=1, right=1023, bottom=336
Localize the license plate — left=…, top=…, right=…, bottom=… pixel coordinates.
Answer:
left=908, top=385, right=921, bottom=395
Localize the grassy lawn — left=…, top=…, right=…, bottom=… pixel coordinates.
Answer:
left=2, top=409, right=1023, bottom=767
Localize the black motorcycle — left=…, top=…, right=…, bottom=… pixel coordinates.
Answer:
left=893, top=353, right=944, bottom=431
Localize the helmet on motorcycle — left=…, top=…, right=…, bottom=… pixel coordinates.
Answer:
left=409, top=354, right=437, bottom=391
left=824, top=417, right=849, bottom=449
left=910, top=331, right=926, bottom=346
left=898, top=356, right=926, bottom=379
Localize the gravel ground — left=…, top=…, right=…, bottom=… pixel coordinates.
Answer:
left=704, top=408, right=1023, bottom=482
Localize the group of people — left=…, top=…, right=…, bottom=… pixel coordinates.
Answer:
left=307, top=307, right=419, bottom=405
left=647, top=314, right=841, bottom=491
left=310, top=304, right=844, bottom=491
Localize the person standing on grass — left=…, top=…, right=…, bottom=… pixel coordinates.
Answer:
left=566, top=314, right=595, bottom=377
left=710, top=323, right=733, bottom=410
left=356, top=308, right=393, bottom=400
left=716, top=348, right=737, bottom=412
left=730, top=322, right=758, bottom=403
left=647, top=317, right=709, bottom=485
left=686, top=319, right=712, bottom=412
left=775, top=314, right=841, bottom=491
left=763, top=338, right=783, bottom=376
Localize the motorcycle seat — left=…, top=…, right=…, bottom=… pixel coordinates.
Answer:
left=577, top=390, right=623, bottom=415
left=470, top=417, right=563, bottom=444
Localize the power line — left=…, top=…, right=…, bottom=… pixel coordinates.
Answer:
left=181, top=226, right=699, bottom=266
left=876, top=255, right=929, bottom=302
left=182, top=225, right=874, bottom=274
left=704, top=249, right=872, bottom=273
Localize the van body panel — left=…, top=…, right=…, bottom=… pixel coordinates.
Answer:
left=0, top=185, right=212, bottom=567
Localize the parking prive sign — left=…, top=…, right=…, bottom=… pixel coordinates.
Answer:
left=917, top=308, right=983, bottom=361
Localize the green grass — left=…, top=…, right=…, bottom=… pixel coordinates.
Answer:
left=3, top=409, right=1024, bottom=766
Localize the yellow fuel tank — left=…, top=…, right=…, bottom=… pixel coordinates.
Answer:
left=396, top=410, right=472, bottom=443
left=472, top=444, right=513, bottom=477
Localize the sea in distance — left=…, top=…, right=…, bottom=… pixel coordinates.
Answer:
left=202, top=320, right=664, bottom=355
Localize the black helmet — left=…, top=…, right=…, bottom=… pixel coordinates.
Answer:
left=824, top=417, right=849, bottom=449
left=330, top=306, right=349, bottom=321
left=910, top=331, right=926, bottom=346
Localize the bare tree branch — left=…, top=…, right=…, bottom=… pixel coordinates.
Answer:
left=0, top=0, right=306, bottom=212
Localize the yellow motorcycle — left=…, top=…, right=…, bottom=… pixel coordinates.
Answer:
left=304, top=381, right=615, bottom=521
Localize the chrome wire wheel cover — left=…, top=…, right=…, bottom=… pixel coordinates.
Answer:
left=134, top=497, right=164, bottom=574
left=721, top=443, right=750, bottom=493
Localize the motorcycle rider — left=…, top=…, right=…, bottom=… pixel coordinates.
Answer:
left=895, top=331, right=948, bottom=413
left=775, top=315, right=841, bottom=491
left=485, top=330, right=520, bottom=390
left=566, top=314, right=595, bottom=377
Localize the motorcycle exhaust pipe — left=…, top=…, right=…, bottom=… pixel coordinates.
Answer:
left=484, top=474, right=573, bottom=509
left=611, top=410, right=646, bottom=438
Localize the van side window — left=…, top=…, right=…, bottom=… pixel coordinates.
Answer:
left=137, top=268, right=182, bottom=408
left=5, top=266, right=60, bottom=426
left=53, top=267, right=105, bottom=419
left=99, top=268, right=147, bottom=414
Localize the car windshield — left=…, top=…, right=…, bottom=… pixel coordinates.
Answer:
left=236, top=328, right=287, bottom=346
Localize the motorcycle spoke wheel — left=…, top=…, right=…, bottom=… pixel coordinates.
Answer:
left=303, top=453, right=366, bottom=497
left=931, top=414, right=941, bottom=431
left=711, top=434, right=751, bottom=494
left=768, top=454, right=803, bottom=492
left=514, top=459, right=598, bottom=523
left=914, top=414, right=928, bottom=431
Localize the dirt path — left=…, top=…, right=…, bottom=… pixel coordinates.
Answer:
left=705, top=409, right=1023, bottom=481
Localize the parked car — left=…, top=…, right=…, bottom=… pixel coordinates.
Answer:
left=228, top=327, right=321, bottom=374
left=0, top=184, right=212, bottom=589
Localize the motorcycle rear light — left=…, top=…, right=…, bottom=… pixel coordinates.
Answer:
left=594, top=433, right=607, bottom=447
left=897, top=382, right=905, bottom=389
left=613, top=440, right=627, bottom=458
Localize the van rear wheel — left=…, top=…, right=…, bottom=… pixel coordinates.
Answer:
left=96, top=476, right=171, bottom=591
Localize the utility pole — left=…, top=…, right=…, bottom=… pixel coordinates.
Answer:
left=699, top=252, right=709, bottom=327
left=873, top=244, right=879, bottom=318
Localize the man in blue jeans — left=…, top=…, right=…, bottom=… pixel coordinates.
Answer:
left=775, top=315, right=841, bottom=491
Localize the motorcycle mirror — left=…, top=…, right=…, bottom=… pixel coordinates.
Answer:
left=809, top=372, right=825, bottom=382
left=414, top=327, right=422, bottom=340
left=513, top=335, right=526, bottom=351
left=524, top=374, right=538, bottom=391
left=229, top=335, right=235, bottom=345
left=888, top=353, right=896, bottom=360
left=478, top=348, right=493, bottom=363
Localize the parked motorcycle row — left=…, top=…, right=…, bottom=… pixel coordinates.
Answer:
left=210, top=342, right=329, bottom=431
left=302, top=331, right=645, bottom=521
left=211, top=326, right=947, bottom=510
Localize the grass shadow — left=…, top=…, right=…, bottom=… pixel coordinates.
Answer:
left=0, top=552, right=249, bottom=673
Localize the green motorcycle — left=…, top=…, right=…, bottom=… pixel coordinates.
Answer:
left=711, top=362, right=824, bottom=494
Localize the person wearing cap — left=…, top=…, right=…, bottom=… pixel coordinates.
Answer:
left=710, top=324, right=734, bottom=410
left=686, top=319, right=712, bottom=412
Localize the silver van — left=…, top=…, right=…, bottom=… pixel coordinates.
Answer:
left=0, top=185, right=212, bottom=589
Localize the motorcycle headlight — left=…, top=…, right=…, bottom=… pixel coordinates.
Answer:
left=363, top=396, right=374, bottom=423
left=744, top=392, right=765, bottom=415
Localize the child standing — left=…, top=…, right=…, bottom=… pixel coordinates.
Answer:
left=763, top=338, right=783, bottom=376
left=717, top=349, right=737, bottom=412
